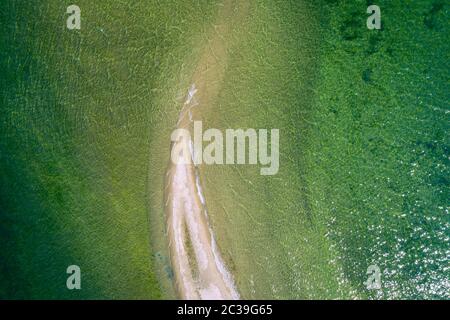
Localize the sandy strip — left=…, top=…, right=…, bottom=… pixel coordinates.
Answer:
left=164, top=1, right=247, bottom=299
left=167, top=94, right=239, bottom=299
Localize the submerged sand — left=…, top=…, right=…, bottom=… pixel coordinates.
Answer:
left=164, top=1, right=248, bottom=299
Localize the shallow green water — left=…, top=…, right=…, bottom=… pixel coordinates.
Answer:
left=0, top=0, right=218, bottom=299
left=1, top=0, right=448, bottom=299
left=195, top=0, right=449, bottom=299
left=310, top=0, right=449, bottom=299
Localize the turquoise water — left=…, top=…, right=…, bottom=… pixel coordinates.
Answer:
left=308, top=0, right=449, bottom=298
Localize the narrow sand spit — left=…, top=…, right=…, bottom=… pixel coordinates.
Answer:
left=166, top=83, right=239, bottom=300
left=164, top=1, right=247, bottom=300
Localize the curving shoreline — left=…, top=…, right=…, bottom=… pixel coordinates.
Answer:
left=166, top=1, right=239, bottom=300
left=165, top=87, right=240, bottom=298
left=164, top=1, right=247, bottom=299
